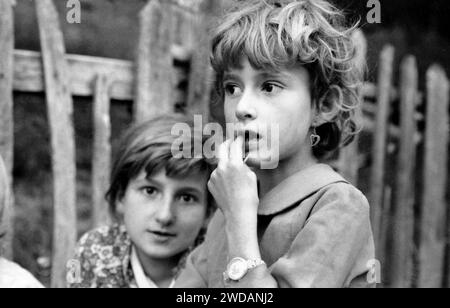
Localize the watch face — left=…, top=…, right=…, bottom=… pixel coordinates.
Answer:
left=227, top=258, right=248, bottom=281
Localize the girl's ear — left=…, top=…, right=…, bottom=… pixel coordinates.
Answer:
left=313, top=104, right=339, bottom=128
left=312, top=104, right=328, bottom=127
left=313, top=86, right=342, bottom=125
left=312, top=116, right=328, bottom=128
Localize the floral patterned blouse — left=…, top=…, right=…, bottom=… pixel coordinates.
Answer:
left=67, top=224, right=186, bottom=288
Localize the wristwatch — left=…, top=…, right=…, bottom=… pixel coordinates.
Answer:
left=224, top=257, right=266, bottom=282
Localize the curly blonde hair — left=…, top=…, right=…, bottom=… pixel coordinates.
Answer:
left=211, top=0, right=364, bottom=158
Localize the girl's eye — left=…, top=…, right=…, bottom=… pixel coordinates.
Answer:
left=142, top=187, right=158, bottom=197
left=179, top=194, right=197, bottom=204
left=261, top=82, right=283, bottom=94
left=224, top=84, right=242, bottom=97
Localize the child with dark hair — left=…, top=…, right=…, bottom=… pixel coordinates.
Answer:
left=0, top=155, right=43, bottom=288
left=176, top=0, right=375, bottom=288
left=68, top=114, right=215, bottom=288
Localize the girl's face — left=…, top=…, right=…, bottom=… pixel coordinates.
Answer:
left=118, top=169, right=209, bottom=261
left=223, top=58, right=314, bottom=167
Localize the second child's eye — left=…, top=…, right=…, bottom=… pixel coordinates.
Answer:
left=142, top=187, right=158, bottom=197
left=261, top=82, right=283, bottom=94
left=179, top=194, right=197, bottom=204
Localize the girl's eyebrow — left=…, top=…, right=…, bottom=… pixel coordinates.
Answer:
left=134, top=177, right=160, bottom=187
left=223, top=73, right=241, bottom=82
left=256, top=71, right=287, bottom=80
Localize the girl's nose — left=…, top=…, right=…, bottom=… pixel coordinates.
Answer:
left=155, top=198, right=175, bottom=226
left=235, top=91, right=257, bottom=122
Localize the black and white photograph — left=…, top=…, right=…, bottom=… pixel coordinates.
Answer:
left=0, top=0, right=449, bottom=292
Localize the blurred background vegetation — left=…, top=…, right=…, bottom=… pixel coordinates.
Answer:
left=10, top=0, right=450, bottom=286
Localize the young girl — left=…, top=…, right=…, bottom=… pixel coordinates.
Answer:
left=67, top=114, right=214, bottom=288
left=176, top=0, right=375, bottom=288
left=0, top=155, right=44, bottom=288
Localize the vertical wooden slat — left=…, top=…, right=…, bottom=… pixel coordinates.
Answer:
left=186, top=0, right=222, bottom=119
left=135, top=0, right=175, bottom=123
left=35, top=0, right=77, bottom=288
left=0, top=155, right=10, bottom=255
left=92, top=74, right=112, bottom=228
left=369, top=45, right=395, bottom=256
left=338, top=30, right=367, bottom=185
left=390, top=56, right=418, bottom=288
left=171, top=4, right=195, bottom=113
left=418, top=65, right=449, bottom=288
left=0, top=0, right=15, bottom=259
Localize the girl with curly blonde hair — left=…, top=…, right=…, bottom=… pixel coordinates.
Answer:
left=176, top=0, right=375, bottom=288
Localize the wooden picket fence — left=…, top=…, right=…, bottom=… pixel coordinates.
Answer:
left=0, top=0, right=449, bottom=288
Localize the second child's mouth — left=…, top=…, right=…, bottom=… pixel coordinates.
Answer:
left=148, top=230, right=177, bottom=238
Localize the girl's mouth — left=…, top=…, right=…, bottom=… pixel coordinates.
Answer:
left=243, top=130, right=262, bottom=155
left=148, top=230, right=177, bottom=241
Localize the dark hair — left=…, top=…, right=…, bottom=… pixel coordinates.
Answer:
left=105, top=114, right=215, bottom=220
left=211, top=0, right=364, bottom=158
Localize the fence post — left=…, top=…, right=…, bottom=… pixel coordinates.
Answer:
left=135, top=0, right=175, bottom=123
left=418, top=65, right=449, bottom=288
left=186, top=0, right=222, bottom=119
left=369, top=45, right=395, bottom=260
left=390, top=56, right=418, bottom=288
left=0, top=0, right=15, bottom=260
left=92, top=74, right=112, bottom=227
left=35, top=0, right=77, bottom=288
left=171, top=1, right=199, bottom=113
left=0, top=155, right=10, bottom=256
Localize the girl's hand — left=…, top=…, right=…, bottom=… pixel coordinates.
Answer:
left=208, top=136, right=259, bottom=225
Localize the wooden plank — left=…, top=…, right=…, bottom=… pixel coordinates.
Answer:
left=13, top=49, right=386, bottom=105
left=92, top=74, right=112, bottom=228
left=172, top=0, right=205, bottom=12
left=378, top=185, right=392, bottom=286
left=363, top=116, right=422, bottom=144
left=390, top=56, right=418, bottom=288
left=134, top=0, right=175, bottom=123
left=369, top=45, right=395, bottom=258
left=0, top=0, right=15, bottom=259
left=14, top=49, right=134, bottom=100
left=172, top=3, right=196, bottom=46
left=35, top=0, right=77, bottom=288
left=171, top=6, right=195, bottom=113
left=0, top=155, right=10, bottom=255
left=418, top=65, right=449, bottom=288
left=186, top=0, right=222, bottom=118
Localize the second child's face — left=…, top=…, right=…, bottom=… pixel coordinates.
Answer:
left=223, top=58, right=314, bottom=166
left=119, top=169, right=209, bottom=261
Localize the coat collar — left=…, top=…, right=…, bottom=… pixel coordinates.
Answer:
left=258, top=164, right=348, bottom=216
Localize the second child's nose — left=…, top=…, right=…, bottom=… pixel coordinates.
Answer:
left=155, top=199, right=175, bottom=226
left=235, top=91, right=257, bottom=122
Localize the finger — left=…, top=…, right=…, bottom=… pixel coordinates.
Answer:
left=218, top=139, right=231, bottom=168
left=230, top=135, right=244, bottom=164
